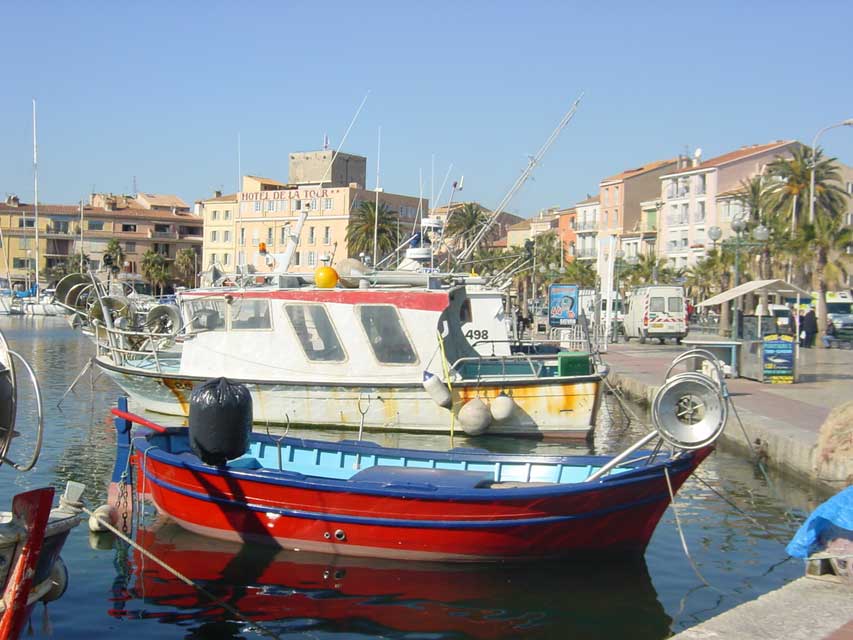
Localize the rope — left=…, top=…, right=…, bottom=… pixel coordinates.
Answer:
left=663, top=466, right=721, bottom=593
left=437, top=331, right=455, bottom=446
left=82, top=503, right=281, bottom=640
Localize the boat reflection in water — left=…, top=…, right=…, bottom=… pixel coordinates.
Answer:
left=103, top=519, right=671, bottom=639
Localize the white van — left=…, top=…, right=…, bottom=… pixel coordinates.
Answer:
left=623, top=286, right=688, bottom=344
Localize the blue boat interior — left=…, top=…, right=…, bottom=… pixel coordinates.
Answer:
left=146, top=431, right=643, bottom=486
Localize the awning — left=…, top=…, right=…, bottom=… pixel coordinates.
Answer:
left=697, top=279, right=809, bottom=307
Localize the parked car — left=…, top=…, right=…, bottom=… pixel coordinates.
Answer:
left=623, top=285, right=688, bottom=344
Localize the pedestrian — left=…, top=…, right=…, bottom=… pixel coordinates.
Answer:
left=802, top=308, right=818, bottom=348
left=821, top=321, right=837, bottom=349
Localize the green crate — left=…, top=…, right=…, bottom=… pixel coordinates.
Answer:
left=558, top=352, right=592, bottom=376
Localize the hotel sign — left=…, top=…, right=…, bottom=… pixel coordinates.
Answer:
left=240, top=188, right=332, bottom=201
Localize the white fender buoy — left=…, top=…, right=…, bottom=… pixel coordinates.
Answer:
left=88, top=504, right=117, bottom=533
left=458, top=398, right=492, bottom=436
left=422, top=371, right=452, bottom=408
left=490, top=392, right=516, bottom=422
left=41, top=556, right=69, bottom=603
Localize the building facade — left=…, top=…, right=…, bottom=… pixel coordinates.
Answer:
left=596, top=158, right=677, bottom=275
left=0, top=193, right=202, bottom=286
left=656, top=141, right=797, bottom=269
left=573, top=195, right=599, bottom=261
left=198, top=163, right=425, bottom=274
left=556, top=207, right=577, bottom=262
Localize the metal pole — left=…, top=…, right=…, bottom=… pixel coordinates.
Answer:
left=733, top=233, right=740, bottom=339
left=32, top=99, right=40, bottom=294
left=809, top=119, right=853, bottom=224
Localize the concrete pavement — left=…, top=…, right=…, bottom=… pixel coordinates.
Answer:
left=603, top=339, right=853, bottom=492
left=669, top=577, right=853, bottom=640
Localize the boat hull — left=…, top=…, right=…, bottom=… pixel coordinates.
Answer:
left=98, top=358, right=604, bottom=437
left=135, top=443, right=709, bottom=562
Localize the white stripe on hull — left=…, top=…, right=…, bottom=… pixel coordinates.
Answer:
left=99, top=362, right=601, bottom=437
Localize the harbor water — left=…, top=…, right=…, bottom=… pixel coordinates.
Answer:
left=0, top=317, right=823, bottom=639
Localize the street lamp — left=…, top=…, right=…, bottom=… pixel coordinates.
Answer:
left=809, top=118, right=853, bottom=224
left=613, top=250, right=625, bottom=341
left=719, top=216, right=769, bottom=339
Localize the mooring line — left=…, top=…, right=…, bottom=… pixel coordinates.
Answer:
left=82, top=504, right=281, bottom=640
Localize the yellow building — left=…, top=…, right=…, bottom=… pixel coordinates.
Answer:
left=0, top=193, right=203, bottom=287
left=198, top=155, right=425, bottom=273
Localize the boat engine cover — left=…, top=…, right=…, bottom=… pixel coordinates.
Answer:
left=188, top=378, right=252, bottom=466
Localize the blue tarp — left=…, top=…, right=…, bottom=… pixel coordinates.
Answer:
left=787, top=486, right=853, bottom=558
left=13, top=284, right=38, bottom=299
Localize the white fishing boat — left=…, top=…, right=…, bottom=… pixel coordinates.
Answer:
left=85, top=270, right=606, bottom=438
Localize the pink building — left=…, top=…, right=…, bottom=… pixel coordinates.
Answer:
left=657, top=140, right=798, bottom=269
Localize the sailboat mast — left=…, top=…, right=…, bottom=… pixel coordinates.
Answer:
left=32, top=99, right=40, bottom=291
left=372, top=125, right=381, bottom=267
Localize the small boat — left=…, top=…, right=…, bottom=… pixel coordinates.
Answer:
left=0, top=329, right=84, bottom=638
left=111, top=366, right=726, bottom=562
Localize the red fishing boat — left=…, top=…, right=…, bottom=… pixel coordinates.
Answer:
left=0, top=330, right=84, bottom=639
left=111, top=365, right=726, bottom=562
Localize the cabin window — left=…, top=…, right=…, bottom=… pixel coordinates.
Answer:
left=459, top=299, right=473, bottom=324
left=650, top=297, right=666, bottom=313
left=357, top=305, right=418, bottom=364
left=186, top=299, right=227, bottom=331
left=230, top=299, right=272, bottom=330
left=284, top=304, right=346, bottom=362
left=668, top=297, right=683, bottom=313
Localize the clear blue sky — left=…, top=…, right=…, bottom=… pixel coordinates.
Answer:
left=2, top=1, right=851, bottom=217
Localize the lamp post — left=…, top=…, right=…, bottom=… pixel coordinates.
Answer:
left=809, top=118, right=853, bottom=224
left=612, top=249, right=625, bottom=341
left=708, top=218, right=769, bottom=339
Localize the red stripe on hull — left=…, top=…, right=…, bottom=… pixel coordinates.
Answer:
left=140, top=454, right=704, bottom=561
left=181, top=288, right=451, bottom=312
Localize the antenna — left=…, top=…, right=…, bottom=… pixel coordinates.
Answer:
left=132, top=175, right=138, bottom=195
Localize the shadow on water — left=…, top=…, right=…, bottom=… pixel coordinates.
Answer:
left=101, top=519, right=671, bottom=640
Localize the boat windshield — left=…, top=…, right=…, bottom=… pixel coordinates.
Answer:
left=284, top=304, right=346, bottom=362
left=357, top=305, right=418, bottom=364
left=231, top=299, right=271, bottom=330
left=186, top=299, right=226, bottom=331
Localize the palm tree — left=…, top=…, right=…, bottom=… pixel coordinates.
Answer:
left=105, top=238, right=125, bottom=270
left=802, top=207, right=853, bottom=338
left=346, top=201, right=398, bottom=264
left=174, top=248, right=198, bottom=288
left=623, top=254, right=678, bottom=289
left=445, top=203, right=491, bottom=256
left=141, top=249, right=168, bottom=296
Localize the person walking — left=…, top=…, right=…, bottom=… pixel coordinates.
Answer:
left=802, top=308, right=818, bottom=348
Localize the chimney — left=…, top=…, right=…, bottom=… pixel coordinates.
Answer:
left=5, top=195, right=20, bottom=207
left=214, top=190, right=222, bottom=198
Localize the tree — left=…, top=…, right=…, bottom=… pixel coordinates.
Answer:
left=445, top=203, right=491, bottom=257
left=174, top=248, right=198, bottom=288
left=141, top=249, right=168, bottom=296
left=45, top=251, right=90, bottom=285
left=105, top=239, right=125, bottom=271
left=623, top=254, right=679, bottom=289
left=346, top=201, right=399, bottom=263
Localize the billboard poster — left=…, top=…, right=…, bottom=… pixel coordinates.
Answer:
left=762, top=333, right=795, bottom=384
left=548, top=284, right=579, bottom=327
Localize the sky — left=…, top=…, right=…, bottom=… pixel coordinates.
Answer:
left=1, top=1, right=852, bottom=218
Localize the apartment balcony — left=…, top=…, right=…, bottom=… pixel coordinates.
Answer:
left=692, top=213, right=706, bottom=224
left=573, top=220, right=598, bottom=232
left=576, top=249, right=597, bottom=259
left=148, top=229, right=178, bottom=239
left=44, top=225, right=79, bottom=236
left=666, top=216, right=690, bottom=226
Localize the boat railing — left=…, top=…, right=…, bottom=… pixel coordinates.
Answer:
left=449, top=353, right=559, bottom=380
left=93, top=321, right=179, bottom=373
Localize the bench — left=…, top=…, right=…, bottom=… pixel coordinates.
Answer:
left=349, top=465, right=493, bottom=490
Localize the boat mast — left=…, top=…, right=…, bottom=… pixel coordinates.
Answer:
left=372, top=125, right=381, bottom=267
left=79, top=200, right=84, bottom=272
left=456, top=93, right=584, bottom=264
left=32, top=99, right=40, bottom=292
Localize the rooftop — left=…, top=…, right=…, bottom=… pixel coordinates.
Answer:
left=601, top=158, right=677, bottom=184
left=135, top=192, right=189, bottom=209
left=575, top=194, right=600, bottom=206
left=664, top=140, right=796, bottom=176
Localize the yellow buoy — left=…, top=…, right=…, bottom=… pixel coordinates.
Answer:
left=314, top=266, right=339, bottom=288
